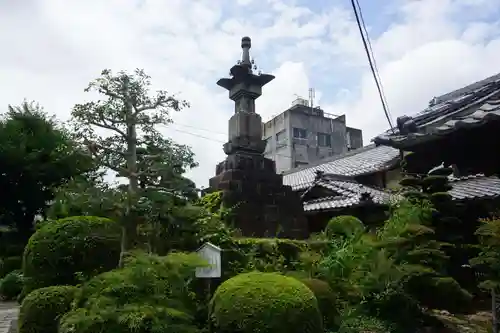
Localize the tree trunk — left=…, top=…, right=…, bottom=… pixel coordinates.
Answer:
left=118, top=95, right=139, bottom=268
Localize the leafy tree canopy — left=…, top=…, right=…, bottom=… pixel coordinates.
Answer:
left=0, top=101, right=94, bottom=235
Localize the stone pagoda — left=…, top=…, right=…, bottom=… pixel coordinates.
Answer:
left=209, top=36, right=308, bottom=239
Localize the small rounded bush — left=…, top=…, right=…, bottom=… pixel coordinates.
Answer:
left=210, top=272, right=323, bottom=333
left=19, top=285, right=77, bottom=333
left=0, top=270, right=23, bottom=300
left=0, top=256, right=22, bottom=278
left=22, top=216, right=121, bottom=296
left=301, top=278, right=338, bottom=329
left=325, top=215, right=364, bottom=238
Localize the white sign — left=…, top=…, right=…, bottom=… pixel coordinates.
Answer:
left=195, top=242, right=222, bottom=278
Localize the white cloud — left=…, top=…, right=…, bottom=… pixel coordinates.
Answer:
left=1, top=0, right=500, bottom=188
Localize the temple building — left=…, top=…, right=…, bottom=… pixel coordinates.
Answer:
left=283, top=73, right=500, bottom=232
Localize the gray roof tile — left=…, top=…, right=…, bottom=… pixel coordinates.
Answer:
left=302, top=175, right=500, bottom=213
left=374, top=77, right=500, bottom=148
left=449, top=175, right=500, bottom=201
left=283, top=145, right=400, bottom=190
left=302, top=177, right=393, bottom=212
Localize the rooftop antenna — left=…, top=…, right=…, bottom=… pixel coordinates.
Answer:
left=309, top=88, right=315, bottom=109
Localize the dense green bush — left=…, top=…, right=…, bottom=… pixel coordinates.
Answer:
left=300, top=278, right=338, bottom=330
left=336, top=311, right=394, bottom=333
left=19, top=285, right=77, bottom=333
left=59, top=252, right=204, bottom=333
left=221, top=237, right=328, bottom=277
left=325, top=215, right=364, bottom=238
left=210, top=272, right=323, bottom=333
left=22, top=216, right=121, bottom=296
left=0, top=270, right=23, bottom=300
left=0, top=256, right=22, bottom=278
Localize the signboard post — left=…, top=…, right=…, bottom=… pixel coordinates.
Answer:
left=196, top=242, right=222, bottom=279
left=196, top=242, right=222, bottom=323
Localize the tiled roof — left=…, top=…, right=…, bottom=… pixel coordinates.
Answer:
left=302, top=175, right=500, bottom=213
left=283, top=144, right=400, bottom=190
left=374, top=75, right=500, bottom=148
left=449, top=175, right=500, bottom=201
left=302, top=178, right=392, bottom=212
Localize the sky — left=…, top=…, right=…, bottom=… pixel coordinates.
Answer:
left=1, top=0, right=500, bottom=188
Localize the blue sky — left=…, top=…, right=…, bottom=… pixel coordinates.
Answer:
left=1, top=0, right=500, bottom=187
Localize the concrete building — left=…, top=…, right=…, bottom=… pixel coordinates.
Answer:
left=262, top=97, right=363, bottom=173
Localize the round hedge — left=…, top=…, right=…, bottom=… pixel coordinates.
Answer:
left=19, top=285, right=77, bottom=333
left=22, top=216, right=121, bottom=295
left=210, top=272, right=323, bottom=333
left=0, top=270, right=23, bottom=300
left=300, top=278, right=338, bottom=330
left=325, top=215, right=364, bottom=238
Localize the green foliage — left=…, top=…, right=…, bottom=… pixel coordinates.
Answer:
left=46, top=174, right=121, bottom=220
left=317, top=199, right=473, bottom=332
left=71, top=69, right=195, bottom=261
left=0, top=101, right=94, bottom=235
left=408, top=276, right=473, bottom=313
left=300, top=278, right=338, bottom=329
left=0, top=270, right=23, bottom=300
left=470, top=216, right=500, bottom=291
left=0, top=256, right=22, bottom=278
left=336, top=309, right=394, bottom=333
left=22, top=216, right=121, bottom=296
left=198, top=191, right=223, bottom=213
left=19, top=285, right=77, bottom=333
left=209, top=272, right=323, bottom=333
left=324, top=215, right=364, bottom=238
left=59, top=252, right=204, bottom=333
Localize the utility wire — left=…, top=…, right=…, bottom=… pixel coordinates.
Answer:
left=173, top=122, right=226, bottom=136
left=354, top=0, right=394, bottom=127
left=158, top=123, right=294, bottom=160
left=349, top=0, right=395, bottom=132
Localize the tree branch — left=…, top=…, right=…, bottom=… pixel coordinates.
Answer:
left=88, top=120, right=127, bottom=138
left=134, top=96, right=175, bottom=115
left=98, top=85, right=125, bottom=101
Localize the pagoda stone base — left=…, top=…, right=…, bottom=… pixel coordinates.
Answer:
left=209, top=153, right=308, bottom=239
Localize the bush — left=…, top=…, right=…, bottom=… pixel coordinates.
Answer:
left=0, top=256, right=22, bottom=278
left=0, top=270, right=23, bottom=300
left=336, top=311, right=394, bottom=333
left=300, top=278, right=338, bottom=330
left=325, top=215, right=364, bottom=238
left=22, top=216, right=121, bottom=296
left=19, top=285, right=77, bottom=333
left=59, top=252, right=204, bottom=333
left=210, top=272, right=323, bottom=333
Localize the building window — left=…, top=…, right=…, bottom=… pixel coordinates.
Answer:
left=293, top=127, right=307, bottom=139
left=346, top=132, right=352, bottom=150
left=317, top=132, right=331, bottom=147
left=276, top=130, right=287, bottom=146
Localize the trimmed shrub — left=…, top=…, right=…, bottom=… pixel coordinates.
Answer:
left=0, top=256, right=22, bottom=278
left=210, top=272, right=323, bottom=333
left=0, top=270, right=23, bottom=300
left=19, top=285, right=77, bottom=333
left=59, top=252, right=203, bottom=333
left=22, top=216, right=121, bottom=296
left=300, top=278, right=338, bottom=330
left=325, top=215, right=364, bottom=238
left=222, top=238, right=328, bottom=276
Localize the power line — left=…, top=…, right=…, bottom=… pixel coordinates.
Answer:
left=354, top=0, right=394, bottom=126
left=173, top=122, right=226, bottom=136
left=158, top=124, right=293, bottom=160
left=349, top=0, right=395, bottom=132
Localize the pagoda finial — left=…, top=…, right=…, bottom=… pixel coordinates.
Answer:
left=241, top=36, right=252, bottom=68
